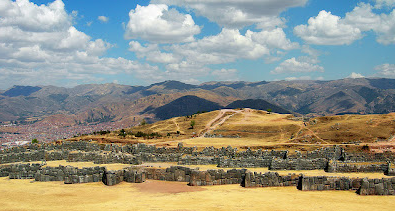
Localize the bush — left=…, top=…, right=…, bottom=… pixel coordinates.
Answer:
left=31, top=138, right=38, bottom=144
left=190, top=120, right=196, bottom=129
left=134, top=131, right=162, bottom=138
left=118, top=129, right=126, bottom=137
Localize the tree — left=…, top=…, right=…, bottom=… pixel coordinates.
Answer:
left=190, top=120, right=196, bottom=129
left=267, top=108, right=272, bottom=114
left=31, top=138, right=38, bottom=144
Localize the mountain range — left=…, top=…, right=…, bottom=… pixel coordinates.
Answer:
left=2, top=78, right=395, bottom=126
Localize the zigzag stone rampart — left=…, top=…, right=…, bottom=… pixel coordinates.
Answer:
left=1, top=141, right=395, bottom=195
left=1, top=141, right=395, bottom=174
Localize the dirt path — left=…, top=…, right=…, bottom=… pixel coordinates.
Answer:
left=199, top=109, right=242, bottom=136
left=305, top=127, right=330, bottom=144
left=172, top=118, right=181, bottom=133
left=291, top=123, right=330, bottom=144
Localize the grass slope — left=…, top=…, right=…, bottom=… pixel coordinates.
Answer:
left=70, top=109, right=395, bottom=151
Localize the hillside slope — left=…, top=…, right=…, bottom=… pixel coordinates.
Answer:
left=70, top=109, right=395, bottom=150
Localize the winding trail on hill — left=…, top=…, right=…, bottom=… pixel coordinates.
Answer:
left=172, top=118, right=181, bottom=133
left=305, top=127, right=330, bottom=144
left=199, top=109, right=243, bottom=137
left=291, top=123, right=330, bottom=144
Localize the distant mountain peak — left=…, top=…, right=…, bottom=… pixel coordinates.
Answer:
left=147, top=80, right=197, bottom=91
left=3, top=85, right=42, bottom=97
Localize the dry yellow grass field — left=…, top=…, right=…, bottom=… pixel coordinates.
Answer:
left=1, top=177, right=394, bottom=211
left=69, top=109, right=395, bottom=152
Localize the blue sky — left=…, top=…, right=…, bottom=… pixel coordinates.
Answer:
left=0, top=0, right=395, bottom=89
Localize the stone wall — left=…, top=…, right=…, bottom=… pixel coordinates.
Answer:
left=1, top=141, right=395, bottom=176
left=2, top=162, right=395, bottom=195
left=292, top=146, right=343, bottom=160
left=297, top=175, right=362, bottom=191
left=102, top=170, right=124, bottom=186
left=67, top=151, right=141, bottom=165
left=145, top=166, right=194, bottom=182
left=243, top=171, right=299, bottom=188
left=386, top=163, right=395, bottom=176
left=218, top=157, right=273, bottom=168
left=35, top=165, right=106, bottom=183
left=45, top=151, right=69, bottom=161
left=0, top=150, right=45, bottom=163
left=0, top=163, right=42, bottom=179
left=344, top=151, right=395, bottom=162
left=177, top=156, right=218, bottom=165
left=123, top=167, right=146, bottom=183
left=0, top=163, right=146, bottom=185
left=189, top=169, right=247, bottom=186
left=135, top=153, right=181, bottom=163
left=269, top=158, right=328, bottom=170
left=357, top=177, right=395, bottom=195
left=326, top=160, right=388, bottom=173
left=91, top=167, right=146, bottom=186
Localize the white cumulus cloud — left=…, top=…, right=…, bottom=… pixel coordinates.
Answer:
left=0, top=0, right=70, bottom=32
left=285, top=76, right=312, bottom=81
left=294, top=10, right=362, bottom=45
left=348, top=72, right=365, bottom=78
left=211, top=69, right=239, bottom=81
left=98, top=16, right=109, bottom=23
left=131, top=28, right=298, bottom=66
left=375, top=64, right=395, bottom=77
left=152, top=0, right=308, bottom=29
left=295, top=3, right=395, bottom=45
left=124, top=4, right=201, bottom=43
left=129, top=27, right=299, bottom=81
left=129, top=41, right=180, bottom=63
left=0, top=0, right=161, bottom=89
left=271, top=57, right=324, bottom=74
left=375, top=0, right=395, bottom=8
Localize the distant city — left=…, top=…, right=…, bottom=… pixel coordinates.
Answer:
left=0, top=122, right=129, bottom=149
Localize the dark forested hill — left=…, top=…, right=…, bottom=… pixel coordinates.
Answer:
left=152, top=95, right=222, bottom=120
left=225, top=99, right=291, bottom=114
